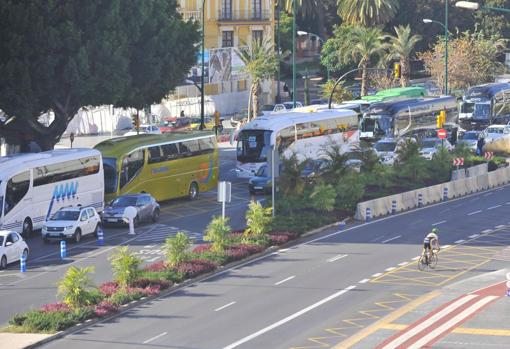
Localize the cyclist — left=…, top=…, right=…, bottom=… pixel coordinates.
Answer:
left=423, top=228, right=440, bottom=263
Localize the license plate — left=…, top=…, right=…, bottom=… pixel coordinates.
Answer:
left=49, top=233, right=60, bottom=237
left=107, top=218, right=118, bottom=223
left=254, top=186, right=263, bottom=190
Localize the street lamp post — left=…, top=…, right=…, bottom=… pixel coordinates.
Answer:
left=292, top=0, right=296, bottom=108
left=199, top=0, right=206, bottom=130
left=276, top=3, right=281, bottom=104
left=297, top=31, right=330, bottom=81
left=423, top=18, right=448, bottom=94
left=456, top=1, right=510, bottom=14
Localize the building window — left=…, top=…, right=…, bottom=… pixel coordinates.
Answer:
left=222, top=31, right=234, bottom=47
left=252, top=0, right=262, bottom=19
left=252, top=30, right=263, bottom=45
left=221, top=0, right=232, bottom=19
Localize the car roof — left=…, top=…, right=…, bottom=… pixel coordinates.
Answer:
left=376, top=138, right=397, bottom=143
left=0, top=230, right=17, bottom=237
left=58, top=206, right=93, bottom=212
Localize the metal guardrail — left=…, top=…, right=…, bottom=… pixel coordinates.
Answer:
left=217, top=10, right=270, bottom=21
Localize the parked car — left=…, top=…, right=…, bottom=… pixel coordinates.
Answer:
left=189, top=117, right=214, bottom=130
left=42, top=206, right=101, bottom=243
left=373, top=138, right=400, bottom=165
left=102, top=194, right=160, bottom=226
left=159, top=117, right=191, bottom=133
left=272, top=101, right=304, bottom=113
left=418, top=138, right=453, bottom=160
left=0, top=231, right=29, bottom=269
left=456, top=130, right=481, bottom=152
left=480, top=124, right=510, bottom=144
left=124, top=124, right=162, bottom=136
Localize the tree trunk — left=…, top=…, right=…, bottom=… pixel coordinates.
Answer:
left=401, top=59, right=410, bottom=87
left=252, top=82, right=259, bottom=119
left=247, top=82, right=254, bottom=122
left=360, top=61, right=369, bottom=97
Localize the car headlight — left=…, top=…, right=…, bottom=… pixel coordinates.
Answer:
left=65, top=225, right=74, bottom=230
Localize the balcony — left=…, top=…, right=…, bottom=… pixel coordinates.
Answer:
left=217, top=10, right=270, bottom=22
left=180, top=10, right=202, bottom=22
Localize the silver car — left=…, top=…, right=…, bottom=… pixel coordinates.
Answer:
left=102, top=194, right=160, bottom=226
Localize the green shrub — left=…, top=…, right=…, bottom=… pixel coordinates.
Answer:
left=245, top=201, right=273, bottom=237
left=19, top=310, right=75, bottom=333
left=109, top=289, right=143, bottom=305
left=109, top=246, right=142, bottom=288
left=57, top=266, right=96, bottom=309
left=138, top=269, right=185, bottom=283
left=204, top=216, right=231, bottom=253
left=163, top=232, right=190, bottom=268
left=71, top=306, right=95, bottom=322
left=9, top=313, right=28, bottom=327
left=191, top=250, right=228, bottom=265
left=335, top=173, right=365, bottom=211
left=309, top=183, right=336, bottom=212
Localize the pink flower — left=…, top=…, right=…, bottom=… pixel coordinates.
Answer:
left=192, top=244, right=212, bottom=254
left=94, top=300, right=119, bottom=317
left=143, top=261, right=167, bottom=272
left=99, top=281, right=119, bottom=297
left=176, top=259, right=217, bottom=278
left=40, top=302, right=71, bottom=313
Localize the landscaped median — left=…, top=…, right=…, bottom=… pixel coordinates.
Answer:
left=2, top=202, right=298, bottom=336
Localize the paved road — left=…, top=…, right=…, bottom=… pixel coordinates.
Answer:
left=0, top=146, right=254, bottom=326
left=36, top=185, right=510, bottom=348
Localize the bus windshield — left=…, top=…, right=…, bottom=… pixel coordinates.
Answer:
left=102, top=158, right=118, bottom=194
left=237, top=130, right=272, bottom=163
left=474, top=103, right=491, bottom=119
left=375, top=142, right=397, bottom=152
left=460, top=102, right=474, bottom=114
left=361, top=116, right=391, bottom=136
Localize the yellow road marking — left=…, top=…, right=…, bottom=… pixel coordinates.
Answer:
left=331, top=291, right=441, bottom=349
left=380, top=323, right=510, bottom=336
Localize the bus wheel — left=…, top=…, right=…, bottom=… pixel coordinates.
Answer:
left=188, top=182, right=199, bottom=200
left=22, top=218, right=33, bottom=238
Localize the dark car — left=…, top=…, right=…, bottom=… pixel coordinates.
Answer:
left=102, top=194, right=160, bottom=226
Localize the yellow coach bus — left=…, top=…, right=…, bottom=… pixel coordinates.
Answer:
left=95, top=132, right=218, bottom=203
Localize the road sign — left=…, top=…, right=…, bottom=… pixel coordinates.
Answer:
left=484, top=151, right=494, bottom=160
left=217, top=181, right=232, bottom=219
left=437, top=128, right=447, bottom=140
left=453, top=157, right=464, bottom=166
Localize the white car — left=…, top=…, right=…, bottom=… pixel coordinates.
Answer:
left=0, top=231, right=29, bottom=269
left=42, top=206, right=101, bottom=243
left=124, top=124, right=162, bottom=136
left=480, top=124, right=510, bottom=144
left=373, top=138, right=402, bottom=165
left=419, top=138, right=453, bottom=160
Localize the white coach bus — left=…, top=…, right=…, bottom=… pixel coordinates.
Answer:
left=0, top=149, right=104, bottom=236
left=236, top=108, right=359, bottom=178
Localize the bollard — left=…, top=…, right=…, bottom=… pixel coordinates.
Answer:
left=365, top=207, right=372, bottom=222
left=20, top=253, right=26, bottom=273
left=418, top=193, right=423, bottom=207
left=391, top=200, right=397, bottom=215
left=506, top=273, right=510, bottom=297
left=97, top=225, right=104, bottom=246
left=60, top=240, right=67, bottom=259
left=339, top=221, right=346, bottom=230
left=443, top=187, right=448, bottom=201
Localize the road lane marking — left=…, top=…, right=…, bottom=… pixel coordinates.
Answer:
left=215, top=301, right=236, bottom=312
left=382, top=235, right=401, bottom=244
left=454, top=240, right=465, bottom=244
left=442, top=245, right=452, bottom=249
left=359, top=279, right=370, bottom=284
left=495, top=225, right=506, bottom=229
left=411, top=256, right=421, bottom=261
left=483, top=192, right=494, bottom=196
left=379, top=295, right=478, bottom=349
left=488, top=205, right=501, bottom=210
left=481, top=229, right=493, bottom=234
left=328, top=254, right=348, bottom=262
left=223, top=286, right=356, bottom=349
left=469, top=234, right=480, bottom=239
left=432, top=220, right=446, bottom=226
left=467, top=210, right=482, bottom=215
left=278, top=248, right=290, bottom=253
left=372, top=273, right=383, bottom=277
left=382, top=323, right=510, bottom=336
left=398, top=262, right=409, bottom=266
left=385, top=267, right=396, bottom=272
left=143, top=331, right=168, bottom=344
left=274, top=276, right=295, bottom=286
left=407, top=296, right=498, bottom=349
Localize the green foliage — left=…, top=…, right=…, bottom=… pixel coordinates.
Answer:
left=109, top=246, right=142, bottom=288
left=245, top=201, right=273, bottom=237
left=277, top=154, right=307, bottom=196
left=109, top=289, right=143, bottom=306
left=139, top=269, right=184, bottom=284
left=57, top=266, right=96, bottom=309
left=430, top=147, right=453, bottom=183
left=337, top=0, right=400, bottom=26
left=394, top=139, right=429, bottom=185
left=335, top=173, right=365, bottom=211
left=321, top=80, right=353, bottom=104
left=309, top=183, right=336, bottom=212
left=204, top=216, right=231, bottom=253
left=352, top=141, right=380, bottom=172
left=191, top=250, right=228, bottom=265
left=320, top=144, right=351, bottom=185
left=453, top=142, right=473, bottom=159
left=321, top=25, right=357, bottom=74
left=163, top=232, right=191, bottom=268
left=276, top=11, right=293, bottom=55
left=8, top=310, right=75, bottom=333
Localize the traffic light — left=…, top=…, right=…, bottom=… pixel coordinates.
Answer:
left=131, top=114, right=140, bottom=131
left=436, top=110, right=446, bottom=128
left=214, top=111, right=221, bottom=127
left=394, top=63, right=401, bottom=79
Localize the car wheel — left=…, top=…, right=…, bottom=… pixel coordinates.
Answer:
left=0, top=255, right=7, bottom=269
left=152, top=209, right=160, bottom=223
left=22, top=249, right=28, bottom=261
left=22, top=218, right=33, bottom=238
left=74, top=229, right=82, bottom=243
left=188, top=182, right=199, bottom=200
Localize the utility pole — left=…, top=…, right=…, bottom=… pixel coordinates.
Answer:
left=200, top=0, right=206, bottom=130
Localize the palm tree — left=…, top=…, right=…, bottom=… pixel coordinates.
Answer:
left=339, top=26, right=385, bottom=96
left=282, top=0, right=328, bottom=38
left=337, top=0, right=399, bottom=27
left=383, top=25, right=422, bottom=87
left=236, top=37, right=278, bottom=120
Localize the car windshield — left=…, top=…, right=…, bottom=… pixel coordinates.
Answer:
left=256, top=166, right=268, bottom=177
left=487, top=127, right=504, bottom=134
left=375, top=142, right=397, bottom=152
left=51, top=211, right=80, bottom=221
left=111, top=196, right=138, bottom=207
left=420, top=140, right=438, bottom=148
left=462, top=133, right=479, bottom=140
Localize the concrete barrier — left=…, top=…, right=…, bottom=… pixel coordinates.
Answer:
left=466, top=163, right=488, bottom=177
left=452, top=169, right=466, bottom=180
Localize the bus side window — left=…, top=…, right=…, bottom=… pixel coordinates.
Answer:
left=162, top=143, right=179, bottom=160
left=148, top=146, right=163, bottom=164
left=5, top=171, right=30, bottom=215
left=179, top=140, right=200, bottom=157
left=198, top=138, right=215, bottom=154
left=120, top=149, right=145, bottom=189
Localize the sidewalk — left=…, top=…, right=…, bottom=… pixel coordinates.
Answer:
left=342, top=269, right=510, bottom=349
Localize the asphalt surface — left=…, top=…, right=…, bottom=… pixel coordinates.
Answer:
left=33, top=183, right=510, bottom=348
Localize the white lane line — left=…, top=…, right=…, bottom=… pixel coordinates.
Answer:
left=432, top=220, right=447, bottom=226
left=482, top=229, right=493, bottom=234
left=222, top=286, right=356, bottom=349
left=215, top=301, right=236, bottom=312
left=483, top=192, right=494, bottom=196
left=442, top=245, right=452, bottom=249
left=382, top=235, right=401, bottom=244
left=143, top=332, right=168, bottom=344
left=506, top=201, right=510, bottom=205
left=488, top=205, right=501, bottom=210
left=469, top=234, right=480, bottom=239
left=274, top=276, right=295, bottom=286
left=467, top=210, right=482, bottom=216
left=359, top=279, right=370, bottom=284
left=412, top=256, right=421, bottom=261
left=398, top=262, right=409, bottom=266
left=454, top=240, right=465, bottom=244
left=385, top=267, right=396, bottom=272
left=496, top=225, right=506, bottom=229
left=407, top=296, right=498, bottom=349
left=328, top=254, right=348, bottom=262
left=380, top=295, right=478, bottom=349
left=278, top=248, right=290, bottom=253
left=372, top=273, right=383, bottom=277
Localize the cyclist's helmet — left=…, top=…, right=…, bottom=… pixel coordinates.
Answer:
left=432, top=228, right=438, bottom=234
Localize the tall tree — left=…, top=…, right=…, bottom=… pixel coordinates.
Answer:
left=383, top=25, right=422, bottom=87
left=0, top=0, right=199, bottom=150
left=237, top=37, right=278, bottom=120
left=339, top=26, right=385, bottom=96
left=282, top=0, right=329, bottom=39
left=337, top=0, right=399, bottom=27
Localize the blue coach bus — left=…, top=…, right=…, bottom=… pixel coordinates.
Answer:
left=459, top=83, right=510, bottom=128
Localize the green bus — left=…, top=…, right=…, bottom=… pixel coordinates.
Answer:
left=94, top=132, right=218, bottom=203
left=361, top=86, right=426, bottom=103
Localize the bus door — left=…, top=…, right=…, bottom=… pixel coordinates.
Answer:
left=3, top=170, right=31, bottom=233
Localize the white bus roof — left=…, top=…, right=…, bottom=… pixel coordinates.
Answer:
left=0, top=148, right=101, bottom=179
left=243, top=109, right=358, bottom=134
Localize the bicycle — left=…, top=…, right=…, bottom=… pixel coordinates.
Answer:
left=418, top=248, right=439, bottom=270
